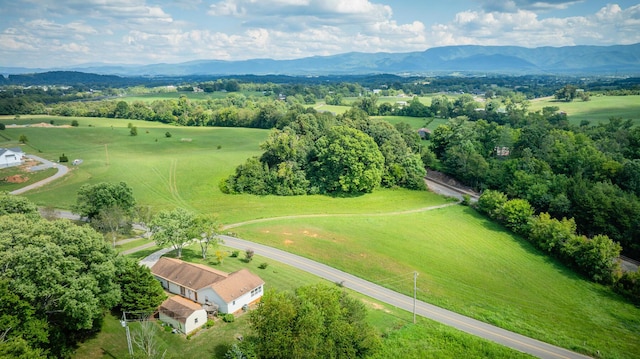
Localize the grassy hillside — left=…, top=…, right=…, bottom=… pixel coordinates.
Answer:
left=231, top=206, right=640, bottom=358
left=528, top=95, right=640, bottom=125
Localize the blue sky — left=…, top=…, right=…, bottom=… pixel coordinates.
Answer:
left=1, top=0, right=639, bottom=68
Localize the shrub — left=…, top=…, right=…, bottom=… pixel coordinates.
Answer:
left=71, top=120, right=79, bottom=127
left=615, top=270, right=640, bottom=304
left=461, top=194, right=471, bottom=206
left=130, top=126, right=138, bottom=136
left=165, top=131, right=172, bottom=138
left=230, top=250, right=239, bottom=258
left=0, top=123, right=5, bottom=130
left=245, top=249, right=254, bottom=262
left=59, top=153, right=69, bottom=163
left=223, top=313, right=235, bottom=323
left=217, top=145, right=222, bottom=149
left=258, top=262, right=269, bottom=269
left=205, top=319, right=215, bottom=328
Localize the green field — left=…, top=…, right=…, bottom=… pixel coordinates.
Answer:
left=230, top=206, right=640, bottom=358
left=121, top=90, right=266, bottom=102
left=3, top=114, right=640, bottom=358
left=528, top=94, right=640, bottom=125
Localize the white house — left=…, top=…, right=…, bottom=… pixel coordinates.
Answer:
left=158, top=295, right=207, bottom=335
left=0, top=147, right=25, bottom=168
left=151, top=257, right=265, bottom=314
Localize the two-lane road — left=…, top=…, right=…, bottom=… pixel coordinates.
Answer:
left=219, top=235, right=591, bottom=359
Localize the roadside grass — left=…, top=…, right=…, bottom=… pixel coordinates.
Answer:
left=115, top=237, right=153, bottom=252
left=77, top=245, right=532, bottom=359
left=230, top=205, right=640, bottom=359
left=528, top=94, right=640, bottom=125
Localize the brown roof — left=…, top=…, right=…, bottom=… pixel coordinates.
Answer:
left=159, top=296, right=203, bottom=323
left=151, top=257, right=228, bottom=291
left=211, top=268, right=265, bottom=303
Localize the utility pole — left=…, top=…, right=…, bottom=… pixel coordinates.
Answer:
left=413, top=271, right=418, bottom=324
left=121, top=312, right=133, bottom=358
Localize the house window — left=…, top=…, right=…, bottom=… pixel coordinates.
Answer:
left=251, top=286, right=263, bottom=297
left=233, top=300, right=236, bottom=305
left=194, top=318, right=198, bottom=324
left=180, top=286, right=186, bottom=296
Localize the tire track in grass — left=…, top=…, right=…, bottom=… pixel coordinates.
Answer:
left=167, top=158, right=193, bottom=210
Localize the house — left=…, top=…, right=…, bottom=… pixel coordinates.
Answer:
left=417, top=128, right=432, bottom=140
left=0, top=147, right=25, bottom=168
left=151, top=257, right=265, bottom=314
left=158, top=295, right=207, bottom=335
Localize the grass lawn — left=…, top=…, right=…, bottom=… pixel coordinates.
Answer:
left=0, top=166, right=57, bottom=192
left=528, top=94, right=640, bottom=125
left=230, top=205, right=640, bottom=359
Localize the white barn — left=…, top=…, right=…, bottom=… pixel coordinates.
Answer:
left=0, top=147, right=25, bottom=168
left=151, top=257, right=265, bottom=315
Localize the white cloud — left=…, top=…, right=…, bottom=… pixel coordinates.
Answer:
left=429, top=4, right=640, bottom=47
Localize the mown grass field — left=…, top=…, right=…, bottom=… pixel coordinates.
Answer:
left=230, top=206, right=640, bottom=359
left=528, top=94, right=640, bottom=125
left=2, top=114, right=639, bottom=358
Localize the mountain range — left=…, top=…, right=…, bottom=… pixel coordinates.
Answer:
left=2, top=43, right=640, bottom=77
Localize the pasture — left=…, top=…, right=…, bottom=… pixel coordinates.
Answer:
left=2, top=114, right=639, bottom=358
left=231, top=206, right=640, bottom=358
left=528, top=94, right=640, bottom=125
left=121, top=90, right=265, bottom=103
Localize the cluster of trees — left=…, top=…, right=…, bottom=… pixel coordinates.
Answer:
left=227, top=284, right=380, bottom=359
left=428, top=110, right=640, bottom=259
left=0, top=192, right=165, bottom=358
left=476, top=189, right=640, bottom=303
left=221, top=107, right=425, bottom=196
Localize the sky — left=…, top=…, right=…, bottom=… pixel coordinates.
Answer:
left=1, top=0, right=639, bottom=68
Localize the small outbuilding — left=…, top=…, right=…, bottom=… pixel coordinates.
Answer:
left=158, top=296, right=207, bottom=335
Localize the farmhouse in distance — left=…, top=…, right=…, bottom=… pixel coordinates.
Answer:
left=0, top=147, right=24, bottom=168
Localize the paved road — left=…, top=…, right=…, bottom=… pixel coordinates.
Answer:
left=217, top=234, right=591, bottom=359
left=9, top=155, right=68, bottom=195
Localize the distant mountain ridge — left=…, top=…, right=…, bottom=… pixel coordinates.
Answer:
left=2, top=43, right=639, bottom=77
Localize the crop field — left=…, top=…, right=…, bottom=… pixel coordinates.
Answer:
left=528, top=94, right=640, bottom=125
left=3, top=114, right=640, bottom=358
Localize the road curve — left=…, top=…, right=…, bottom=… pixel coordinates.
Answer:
left=219, top=234, right=592, bottom=359
left=9, top=155, right=69, bottom=195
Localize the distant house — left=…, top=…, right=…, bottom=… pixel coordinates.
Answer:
left=0, top=147, right=25, bottom=168
left=417, top=128, right=432, bottom=140
left=151, top=257, right=265, bottom=314
left=159, top=295, right=207, bottom=335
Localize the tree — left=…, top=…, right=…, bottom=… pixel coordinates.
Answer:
left=18, top=134, right=27, bottom=143
left=92, top=205, right=128, bottom=247
left=0, top=214, right=120, bottom=357
left=131, top=320, right=167, bottom=359
left=73, top=181, right=136, bottom=220
left=191, top=215, right=221, bottom=260
left=150, top=208, right=196, bottom=258
left=130, top=126, right=138, bottom=136
left=114, top=257, right=166, bottom=313
left=311, top=126, right=384, bottom=194
left=0, top=192, right=39, bottom=217
left=250, top=285, right=380, bottom=359
left=71, top=119, right=79, bottom=127
left=500, top=198, right=534, bottom=235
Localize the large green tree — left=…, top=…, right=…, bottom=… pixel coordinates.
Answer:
left=250, top=285, right=380, bottom=359
left=311, top=126, right=384, bottom=194
left=0, top=214, right=121, bottom=357
left=73, top=181, right=136, bottom=220
left=150, top=207, right=196, bottom=258
left=114, top=257, right=166, bottom=313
